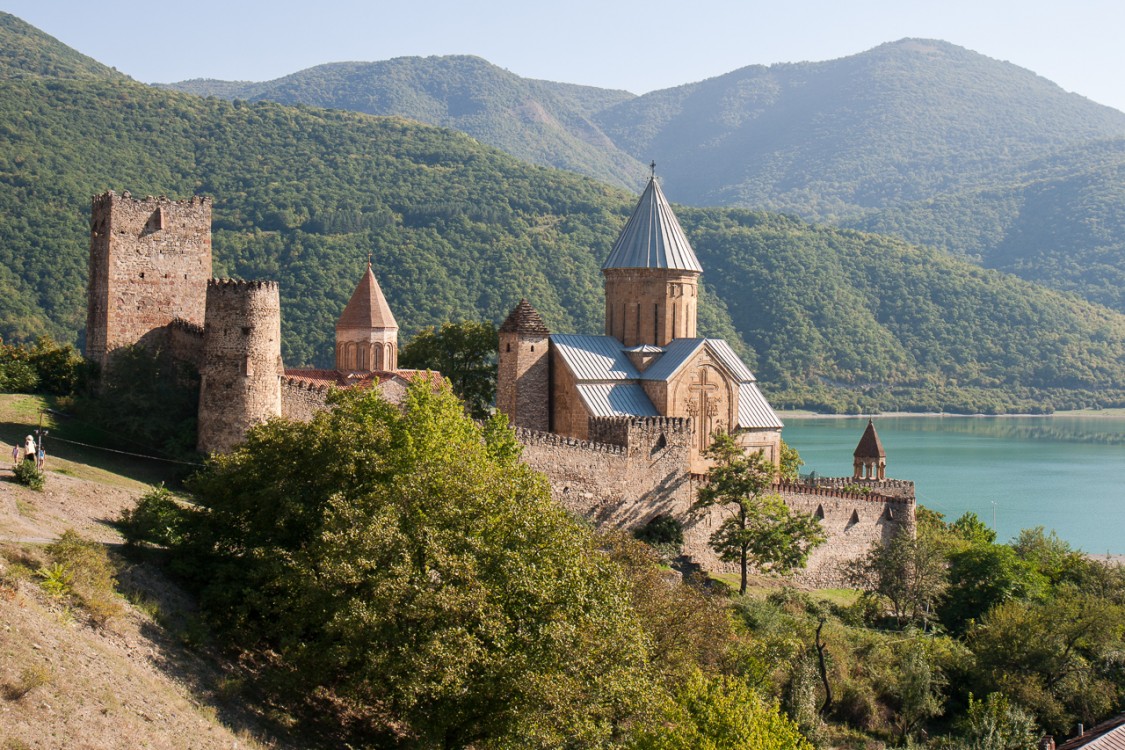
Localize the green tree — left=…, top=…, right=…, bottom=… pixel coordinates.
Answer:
left=629, top=670, right=814, bottom=750
left=179, top=381, right=661, bottom=747
left=779, top=438, right=803, bottom=482
left=966, top=592, right=1125, bottom=734
left=848, top=530, right=948, bottom=629
left=941, top=543, right=1047, bottom=632
left=399, top=320, right=499, bottom=418
left=938, top=692, right=1039, bottom=750
left=696, top=433, right=825, bottom=595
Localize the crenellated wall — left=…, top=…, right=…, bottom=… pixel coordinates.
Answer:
left=280, top=377, right=331, bottom=422
left=166, top=317, right=204, bottom=369
left=515, top=420, right=915, bottom=587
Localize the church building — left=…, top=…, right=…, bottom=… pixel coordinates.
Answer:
left=497, top=172, right=783, bottom=473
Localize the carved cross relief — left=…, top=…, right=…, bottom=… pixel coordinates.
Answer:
left=683, top=366, right=726, bottom=452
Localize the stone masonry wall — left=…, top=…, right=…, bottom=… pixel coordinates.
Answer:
left=166, top=318, right=204, bottom=370
left=86, top=191, right=212, bottom=369
left=280, top=378, right=331, bottom=422
left=516, top=423, right=915, bottom=587
left=197, top=280, right=283, bottom=453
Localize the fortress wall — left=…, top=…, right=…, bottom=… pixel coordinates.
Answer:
left=167, top=318, right=204, bottom=369
left=86, top=192, right=212, bottom=369
left=517, top=422, right=915, bottom=587
left=280, top=378, right=331, bottom=422
left=780, top=485, right=915, bottom=587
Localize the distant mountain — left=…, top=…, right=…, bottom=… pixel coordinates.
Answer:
left=593, top=39, right=1125, bottom=211
left=160, top=56, right=647, bottom=190
left=0, top=12, right=127, bottom=81
left=3, top=14, right=1125, bottom=412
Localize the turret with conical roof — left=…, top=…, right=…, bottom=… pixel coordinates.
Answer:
left=497, top=298, right=551, bottom=431
left=603, top=169, right=702, bottom=346
left=853, top=419, right=887, bottom=480
left=335, top=260, right=399, bottom=372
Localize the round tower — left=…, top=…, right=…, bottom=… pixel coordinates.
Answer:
left=853, top=419, right=887, bottom=480
left=335, top=261, right=399, bottom=372
left=497, top=299, right=551, bottom=432
left=197, top=280, right=283, bottom=454
left=603, top=170, right=702, bottom=346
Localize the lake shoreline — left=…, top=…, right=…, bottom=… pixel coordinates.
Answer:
left=779, top=409, right=1125, bottom=419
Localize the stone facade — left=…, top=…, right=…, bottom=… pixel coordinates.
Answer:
left=497, top=300, right=551, bottom=433
left=604, top=268, right=699, bottom=346
left=516, top=416, right=915, bottom=587
left=197, top=280, right=283, bottom=454
left=86, top=192, right=212, bottom=371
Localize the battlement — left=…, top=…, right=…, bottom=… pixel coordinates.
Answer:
left=168, top=317, right=204, bottom=337
left=806, top=476, right=916, bottom=501
left=206, top=278, right=279, bottom=293
left=91, top=190, right=212, bottom=213
left=280, top=376, right=333, bottom=394
left=775, top=481, right=915, bottom=505
left=513, top=426, right=626, bottom=456
left=588, top=415, right=694, bottom=450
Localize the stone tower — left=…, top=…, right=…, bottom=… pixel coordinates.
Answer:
left=86, top=191, right=212, bottom=370
left=602, top=173, right=702, bottom=347
left=853, top=419, right=887, bottom=480
left=197, top=280, right=283, bottom=454
left=335, top=261, right=398, bottom=372
left=497, top=299, right=551, bottom=432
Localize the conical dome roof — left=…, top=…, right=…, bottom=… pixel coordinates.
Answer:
left=336, top=262, right=398, bottom=331
left=602, top=174, right=703, bottom=272
left=854, top=419, right=886, bottom=458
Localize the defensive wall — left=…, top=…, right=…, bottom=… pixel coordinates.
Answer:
left=515, top=417, right=915, bottom=587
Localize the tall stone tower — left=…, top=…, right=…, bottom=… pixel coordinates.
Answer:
left=86, top=191, right=212, bottom=370
left=335, top=261, right=399, bottom=372
left=497, top=299, right=551, bottom=432
left=602, top=172, right=702, bottom=347
left=853, top=419, right=887, bottom=480
left=197, top=280, right=283, bottom=454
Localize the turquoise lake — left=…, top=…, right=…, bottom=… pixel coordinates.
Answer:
left=779, top=416, right=1125, bottom=555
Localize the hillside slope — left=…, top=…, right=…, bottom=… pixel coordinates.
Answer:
left=2, top=18, right=1125, bottom=410
left=0, top=12, right=127, bottom=81
left=162, top=55, right=647, bottom=190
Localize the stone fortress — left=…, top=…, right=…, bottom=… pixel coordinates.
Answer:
left=494, top=174, right=916, bottom=583
left=85, top=180, right=915, bottom=585
left=85, top=190, right=429, bottom=454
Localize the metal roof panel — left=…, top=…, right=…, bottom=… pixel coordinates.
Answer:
left=577, top=383, right=659, bottom=417
left=738, top=382, right=784, bottom=430
left=551, top=334, right=639, bottom=381
left=602, top=177, right=703, bottom=272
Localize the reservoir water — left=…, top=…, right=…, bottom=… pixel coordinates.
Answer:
left=780, top=416, right=1125, bottom=555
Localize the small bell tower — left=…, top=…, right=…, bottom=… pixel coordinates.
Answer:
left=853, top=419, right=887, bottom=480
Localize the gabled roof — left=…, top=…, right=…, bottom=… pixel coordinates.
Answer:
left=337, top=262, right=398, bottom=331
left=602, top=175, right=703, bottom=273
left=854, top=420, right=886, bottom=458
left=500, top=299, right=550, bottom=334
left=639, top=338, right=706, bottom=382
left=1057, top=713, right=1125, bottom=749
left=738, top=383, right=784, bottom=430
left=577, top=383, right=659, bottom=418
left=552, top=334, right=641, bottom=381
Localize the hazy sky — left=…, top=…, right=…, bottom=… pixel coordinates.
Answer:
left=6, top=0, right=1125, bottom=112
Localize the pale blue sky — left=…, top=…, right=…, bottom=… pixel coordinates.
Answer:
left=6, top=0, right=1125, bottom=112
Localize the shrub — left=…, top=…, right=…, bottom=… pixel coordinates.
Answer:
left=1, top=664, right=52, bottom=701
left=12, top=460, right=44, bottom=491
left=46, top=530, right=121, bottom=625
left=118, top=485, right=187, bottom=547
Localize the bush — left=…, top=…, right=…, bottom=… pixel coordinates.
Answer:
left=118, top=485, right=187, bottom=547
left=12, top=460, right=44, bottom=490
left=46, top=530, right=121, bottom=625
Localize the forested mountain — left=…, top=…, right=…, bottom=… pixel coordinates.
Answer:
left=0, top=13, right=127, bottom=81
left=160, top=55, right=646, bottom=190
left=165, top=39, right=1125, bottom=316
left=3, top=13, right=1125, bottom=412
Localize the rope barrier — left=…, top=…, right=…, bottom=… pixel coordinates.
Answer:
left=42, top=435, right=205, bottom=467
